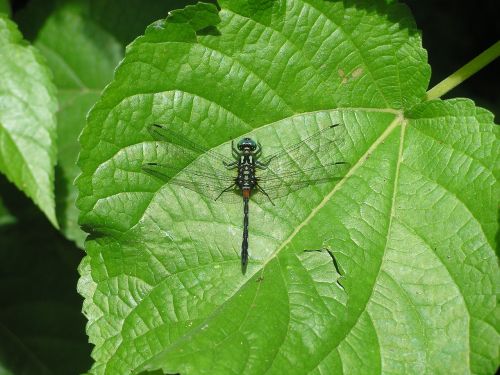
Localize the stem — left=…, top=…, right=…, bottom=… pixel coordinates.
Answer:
left=426, top=40, right=500, bottom=100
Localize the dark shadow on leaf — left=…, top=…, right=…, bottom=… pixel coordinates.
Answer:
left=196, top=25, right=221, bottom=36
left=496, top=206, right=500, bottom=257
left=303, top=248, right=345, bottom=291
left=304, top=248, right=343, bottom=276
left=334, top=0, right=420, bottom=36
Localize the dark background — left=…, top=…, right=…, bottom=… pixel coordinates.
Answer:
left=404, top=0, right=499, bottom=117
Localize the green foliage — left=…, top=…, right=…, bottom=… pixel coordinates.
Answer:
left=0, top=0, right=10, bottom=16
left=0, top=0, right=498, bottom=374
left=21, top=0, right=123, bottom=246
left=0, top=14, right=58, bottom=227
left=75, top=1, right=499, bottom=374
left=11, top=0, right=213, bottom=247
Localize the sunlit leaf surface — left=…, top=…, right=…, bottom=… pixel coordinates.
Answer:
left=76, top=1, right=499, bottom=374
left=0, top=15, right=58, bottom=226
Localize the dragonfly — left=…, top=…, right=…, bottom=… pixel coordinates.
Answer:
left=142, top=123, right=348, bottom=271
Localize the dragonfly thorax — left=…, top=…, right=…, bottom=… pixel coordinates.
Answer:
left=237, top=155, right=257, bottom=191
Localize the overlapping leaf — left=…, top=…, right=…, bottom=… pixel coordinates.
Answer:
left=0, top=15, right=58, bottom=226
left=77, top=1, right=499, bottom=374
left=25, top=1, right=122, bottom=246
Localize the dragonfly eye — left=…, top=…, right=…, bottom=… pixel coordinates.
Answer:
left=237, top=138, right=257, bottom=151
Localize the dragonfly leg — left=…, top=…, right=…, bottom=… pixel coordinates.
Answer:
left=255, top=160, right=269, bottom=169
left=215, top=183, right=236, bottom=201
left=256, top=183, right=275, bottom=206
left=254, top=141, right=262, bottom=157
left=224, top=142, right=239, bottom=169
left=256, top=153, right=276, bottom=168
left=231, top=140, right=240, bottom=157
left=223, top=160, right=238, bottom=169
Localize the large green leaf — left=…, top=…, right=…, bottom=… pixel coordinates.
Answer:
left=77, top=1, right=499, bottom=374
left=0, top=15, right=58, bottom=227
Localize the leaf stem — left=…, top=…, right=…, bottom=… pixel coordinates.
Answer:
left=426, top=40, right=500, bottom=100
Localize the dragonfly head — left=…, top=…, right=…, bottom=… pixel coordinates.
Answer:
left=237, top=138, right=257, bottom=152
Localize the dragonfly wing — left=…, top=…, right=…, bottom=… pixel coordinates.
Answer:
left=147, top=124, right=233, bottom=165
left=256, top=161, right=349, bottom=200
left=142, top=162, right=242, bottom=203
left=259, top=124, right=345, bottom=172
left=143, top=124, right=242, bottom=203
left=251, top=124, right=347, bottom=201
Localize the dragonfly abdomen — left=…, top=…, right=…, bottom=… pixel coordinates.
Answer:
left=238, top=153, right=256, bottom=271
left=241, top=196, right=250, bottom=269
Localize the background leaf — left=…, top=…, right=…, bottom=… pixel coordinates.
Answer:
left=76, top=0, right=498, bottom=374
left=0, top=0, right=10, bottom=16
left=17, top=0, right=123, bottom=246
left=0, top=195, right=15, bottom=225
left=0, top=14, right=58, bottom=227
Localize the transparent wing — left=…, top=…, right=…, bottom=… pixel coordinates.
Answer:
left=256, top=161, right=349, bottom=201
left=259, top=124, right=345, bottom=174
left=143, top=124, right=241, bottom=203
left=147, top=124, right=233, bottom=166
left=255, top=124, right=348, bottom=201
left=143, top=123, right=348, bottom=204
left=142, top=163, right=242, bottom=203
